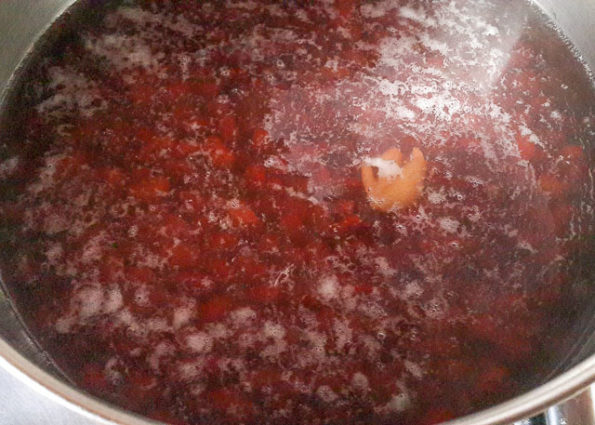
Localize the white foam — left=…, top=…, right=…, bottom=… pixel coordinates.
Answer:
left=116, top=7, right=196, bottom=38
left=186, top=332, right=213, bottom=353
left=80, top=232, right=107, bottom=264
left=395, top=105, right=417, bottom=120
left=467, top=206, right=482, bottom=223
left=383, top=392, right=412, bottom=413
left=316, top=385, right=338, bottom=403
left=45, top=243, right=64, bottom=265
left=483, top=24, right=499, bottom=36
left=333, top=318, right=352, bottom=351
left=263, top=321, right=286, bottom=339
left=54, top=315, right=75, bottom=333
left=177, top=360, right=204, bottom=382
left=404, top=281, right=423, bottom=298
left=265, top=3, right=287, bottom=17
left=294, top=9, right=310, bottom=23
left=228, top=0, right=258, bottom=10
left=413, top=94, right=463, bottom=121
left=359, top=334, right=381, bottom=356
left=36, top=67, right=106, bottom=118
left=147, top=317, right=169, bottom=332
left=85, top=33, right=163, bottom=72
left=399, top=6, right=434, bottom=26
left=0, top=156, right=19, bottom=179
left=374, top=257, right=397, bottom=277
left=27, top=153, right=65, bottom=195
left=263, top=156, right=287, bottom=169
left=517, top=240, right=537, bottom=253
left=317, top=275, right=340, bottom=301
left=438, top=217, right=460, bottom=233
left=423, top=297, right=447, bottom=319
left=133, top=285, right=150, bottom=306
left=351, top=372, right=370, bottom=391
left=305, top=330, right=327, bottom=359
left=115, top=308, right=145, bottom=337
left=404, top=360, right=424, bottom=379
left=173, top=305, right=194, bottom=329
left=360, top=1, right=397, bottom=18
left=261, top=338, right=287, bottom=358
left=427, top=189, right=446, bottom=204
left=377, top=36, right=416, bottom=68
left=103, top=357, right=123, bottom=384
left=364, top=157, right=403, bottom=179
left=207, top=322, right=231, bottom=339
left=238, top=331, right=258, bottom=349
left=229, top=307, right=256, bottom=325
left=42, top=213, right=70, bottom=235
left=75, top=286, right=104, bottom=319
left=341, top=284, right=358, bottom=311
left=104, top=287, right=123, bottom=314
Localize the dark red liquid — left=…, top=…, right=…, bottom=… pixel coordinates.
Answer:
left=0, top=1, right=593, bottom=424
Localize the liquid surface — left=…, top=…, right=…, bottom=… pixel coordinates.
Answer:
left=0, top=1, right=594, bottom=424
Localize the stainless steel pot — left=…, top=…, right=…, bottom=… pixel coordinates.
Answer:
left=0, top=1, right=594, bottom=424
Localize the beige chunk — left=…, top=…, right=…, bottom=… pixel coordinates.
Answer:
left=361, top=147, right=427, bottom=211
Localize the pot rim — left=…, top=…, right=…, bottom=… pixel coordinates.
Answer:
left=1, top=336, right=595, bottom=425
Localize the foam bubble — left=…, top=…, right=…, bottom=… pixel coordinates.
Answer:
left=263, top=321, right=286, bottom=339
left=74, top=287, right=103, bottom=319
left=104, top=287, right=123, bottom=314
left=230, top=307, right=256, bottom=325
left=360, top=2, right=395, bottom=18
left=186, top=332, right=213, bottom=353
left=364, top=157, right=403, bottom=179
left=399, top=6, right=435, bottom=26
left=317, top=275, right=340, bottom=301
left=351, top=372, right=370, bottom=391
left=404, top=360, right=424, bottom=379
left=316, top=385, right=338, bottom=403
left=427, top=190, right=446, bottom=204
left=84, top=33, right=163, bottom=72
left=173, top=305, right=194, bottom=329
left=54, top=315, right=75, bottom=333
left=99, top=358, right=120, bottom=384
left=375, top=257, right=397, bottom=277
left=0, top=156, right=19, bottom=179
left=383, top=392, right=412, bottom=412
left=333, top=318, right=353, bottom=351
left=36, top=67, right=106, bottom=118
left=134, top=286, right=150, bottom=306
left=177, top=360, right=204, bottom=382
left=438, top=217, right=460, bottom=233
left=45, top=243, right=64, bottom=265
left=207, top=322, right=231, bottom=339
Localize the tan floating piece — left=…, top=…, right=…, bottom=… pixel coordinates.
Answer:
left=361, top=147, right=427, bottom=212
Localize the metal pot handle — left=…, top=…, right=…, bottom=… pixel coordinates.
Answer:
left=544, top=386, right=595, bottom=425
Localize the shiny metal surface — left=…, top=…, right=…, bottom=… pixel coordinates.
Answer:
left=0, top=338, right=153, bottom=425
left=0, top=0, right=594, bottom=424
left=0, top=355, right=99, bottom=425
left=0, top=0, right=76, bottom=102
left=546, top=388, right=595, bottom=425
left=533, top=0, right=595, bottom=72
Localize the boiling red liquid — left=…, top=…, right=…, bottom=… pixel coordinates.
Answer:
left=0, top=1, right=593, bottom=424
